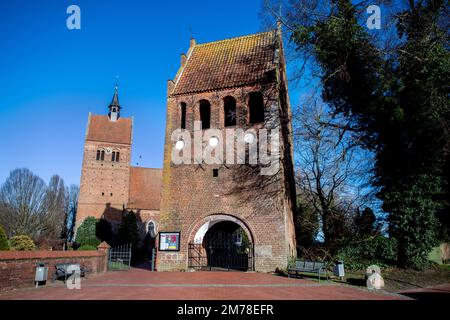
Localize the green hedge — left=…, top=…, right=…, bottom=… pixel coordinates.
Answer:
left=78, top=244, right=98, bottom=250
left=336, top=235, right=397, bottom=270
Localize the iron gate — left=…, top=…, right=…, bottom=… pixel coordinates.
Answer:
left=188, top=242, right=254, bottom=271
left=108, top=243, right=132, bottom=271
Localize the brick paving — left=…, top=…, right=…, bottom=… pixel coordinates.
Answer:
left=0, top=268, right=407, bottom=300
left=398, top=283, right=450, bottom=300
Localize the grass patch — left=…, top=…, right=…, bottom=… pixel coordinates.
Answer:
left=108, top=261, right=130, bottom=271
left=343, top=265, right=450, bottom=292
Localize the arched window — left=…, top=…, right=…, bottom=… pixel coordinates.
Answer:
left=248, top=92, right=264, bottom=124
left=223, top=96, right=236, bottom=127
left=111, top=151, right=120, bottom=162
left=147, top=221, right=156, bottom=238
left=199, top=100, right=211, bottom=129
left=96, top=150, right=101, bottom=160
left=180, top=102, right=187, bottom=129
left=101, top=150, right=105, bottom=161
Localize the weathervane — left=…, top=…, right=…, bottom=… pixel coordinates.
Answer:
left=115, top=75, right=119, bottom=91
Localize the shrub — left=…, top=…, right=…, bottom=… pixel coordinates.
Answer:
left=0, top=225, right=9, bottom=250
left=77, top=244, right=98, bottom=250
left=336, top=235, right=397, bottom=270
left=9, top=235, right=36, bottom=251
left=75, top=217, right=101, bottom=247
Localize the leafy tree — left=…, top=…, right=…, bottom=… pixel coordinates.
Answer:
left=0, top=225, right=9, bottom=250
left=9, top=235, right=35, bottom=251
left=283, top=0, right=449, bottom=269
left=75, top=217, right=100, bottom=247
left=385, top=175, right=440, bottom=269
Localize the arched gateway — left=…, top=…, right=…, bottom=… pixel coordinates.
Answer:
left=188, top=214, right=254, bottom=271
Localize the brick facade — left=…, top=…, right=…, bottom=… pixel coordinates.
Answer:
left=75, top=29, right=297, bottom=273
left=76, top=102, right=162, bottom=240
left=77, top=132, right=132, bottom=225
left=157, top=29, right=297, bottom=272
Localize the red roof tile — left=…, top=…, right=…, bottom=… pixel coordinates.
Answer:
left=128, top=167, right=162, bottom=210
left=172, top=31, right=277, bottom=96
left=86, top=115, right=132, bottom=145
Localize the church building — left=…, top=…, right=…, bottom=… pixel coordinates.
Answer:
left=76, top=87, right=162, bottom=241
left=76, top=26, right=297, bottom=272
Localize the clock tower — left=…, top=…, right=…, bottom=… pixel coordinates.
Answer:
left=76, top=86, right=133, bottom=231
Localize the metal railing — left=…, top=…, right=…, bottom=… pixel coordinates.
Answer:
left=108, top=243, right=132, bottom=271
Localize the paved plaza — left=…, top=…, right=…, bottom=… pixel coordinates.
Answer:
left=0, top=268, right=409, bottom=300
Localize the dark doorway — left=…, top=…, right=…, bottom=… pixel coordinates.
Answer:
left=188, top=221, right=253, bottom=271
left=140, top=221, right=157, bottom=270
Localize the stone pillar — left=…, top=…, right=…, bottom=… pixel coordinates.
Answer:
left=97, top=242, right=111, bottom=272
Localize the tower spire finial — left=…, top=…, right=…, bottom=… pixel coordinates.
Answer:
left=109, top=77, right=121, bottom=121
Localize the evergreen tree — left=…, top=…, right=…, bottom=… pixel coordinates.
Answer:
left=75, top=217, right=100, bottom=247
left=354, top=207, right=377, bottom=236
left=118, top=211, right=140, bottom=248
left=95, top=218, right=112, bottom=244
left=0, top=225, right=9, bottom=250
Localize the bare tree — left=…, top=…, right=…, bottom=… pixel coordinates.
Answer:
left=44, top=175, right=67, bottom=239
left=0, top=169, right=79, bottom=248
left=0, top=168, right=48, bottom=238
left=294, top=101, right=375, bottom=251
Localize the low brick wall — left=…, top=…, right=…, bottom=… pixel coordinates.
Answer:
left=0, top=250, right=108, bottom=292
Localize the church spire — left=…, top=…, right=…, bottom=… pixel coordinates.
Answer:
left=108, top=81, right=121, bottom=121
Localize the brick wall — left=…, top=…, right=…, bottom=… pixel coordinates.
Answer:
left=0, top=250, right=107, bottom=292
left=157, top=82, right=297, bottom=272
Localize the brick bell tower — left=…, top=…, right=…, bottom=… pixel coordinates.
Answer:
left=76, top=85, right=133, bottom=233
left=157, top=26, right=297, bottom=272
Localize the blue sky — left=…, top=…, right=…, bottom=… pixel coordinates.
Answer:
left=0, top=0, right=283, bottom=186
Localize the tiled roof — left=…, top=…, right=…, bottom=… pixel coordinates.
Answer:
left=86, top=115, right=132, bottom=145
left=128, top=167, right=162, bottom=210
left=172, top=30, right=277, bottom=96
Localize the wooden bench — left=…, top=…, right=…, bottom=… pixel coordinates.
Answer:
left=288, top=260, right=327, bottom=282
left=51, top=263, right=89, bottom=283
